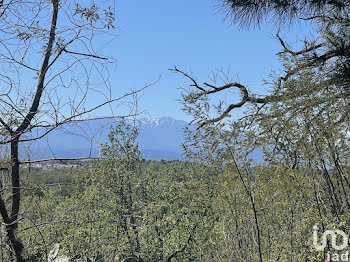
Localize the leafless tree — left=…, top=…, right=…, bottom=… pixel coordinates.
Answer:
left=0, top=1, right=147, bottom=260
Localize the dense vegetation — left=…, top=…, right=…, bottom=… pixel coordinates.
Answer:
left=0, top=0, right=348, bottom=261
left=0, top=115, right=345, bottom=261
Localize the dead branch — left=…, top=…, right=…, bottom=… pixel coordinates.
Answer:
left=170, top=67, right=282, bottom=127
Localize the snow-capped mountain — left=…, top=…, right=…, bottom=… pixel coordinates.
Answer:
left=23, top=117, right=189, bottom=160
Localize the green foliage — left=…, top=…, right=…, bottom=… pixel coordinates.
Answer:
left=1, top=2, right=348, bottom=260
left=221, top=0, right=349, bottom=28
left=15, top=123, right=214, bottom=261
left=174, top=1, right=350, bottom=260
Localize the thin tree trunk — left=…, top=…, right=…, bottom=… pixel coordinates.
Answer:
left=10, top=137, right=20, bottom=228
left=9, top=137, right=23, bottom=261
left=0, top=1, right=59, bottom=259
left=0, top=135, right=23, bottom=261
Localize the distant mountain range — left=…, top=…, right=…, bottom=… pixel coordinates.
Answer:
left=19, top=116, right=263, bottom=162
left=23, top=117, right=189, bottom=161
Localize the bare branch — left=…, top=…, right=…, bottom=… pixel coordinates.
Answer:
left=20, top=157, right=98, bottom=164
left=276, top=34, right=325, bottom=56
left=16, top=0, right=59, bottom=136
left=172, top=67, right=282, bottom=127
left=63, top=48, right=109, bottom=60
left=170, top=66, right=205, bottom=92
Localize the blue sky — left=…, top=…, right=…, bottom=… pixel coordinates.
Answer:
left=104, top=0, right=314, bottom=121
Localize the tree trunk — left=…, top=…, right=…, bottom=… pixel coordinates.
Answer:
left=9, top=136, right=23, bottom=261
left=0, top=135, right=23, bottom=261
left=8, top=136, right=23, bottom=261
left=10, top=136, right=20, bottom=227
